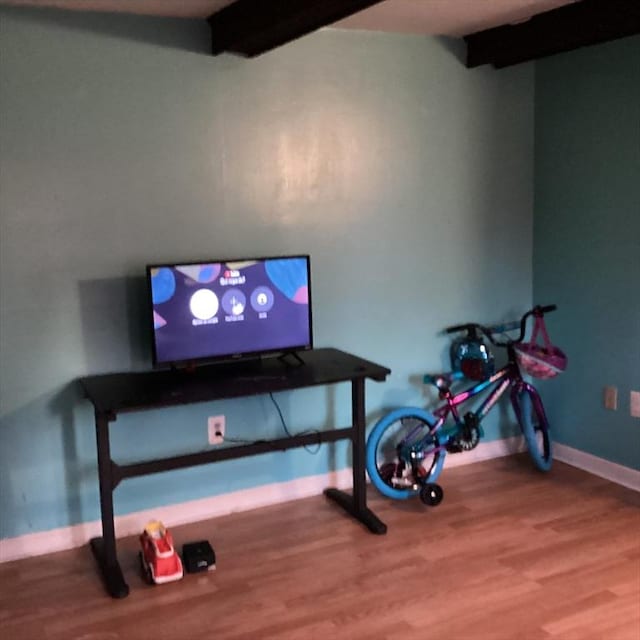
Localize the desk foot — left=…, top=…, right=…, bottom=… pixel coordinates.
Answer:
left=90, top=537, right=130, bottom=599
left=324, top=488, right=387, bottom=535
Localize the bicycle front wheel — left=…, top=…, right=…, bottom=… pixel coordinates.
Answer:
left=366, top=408, right=445, bottom=500
left=513, top=388, right=552, bottom=471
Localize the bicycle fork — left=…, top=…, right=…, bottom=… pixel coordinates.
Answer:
left=475, top=371, right=549, bottom=437
left=509, top=380, right=549, bottom=430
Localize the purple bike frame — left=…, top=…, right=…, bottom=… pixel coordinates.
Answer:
left=430, top=362, right=543, bottom=434
left=402, top=362, right=548, bottom=455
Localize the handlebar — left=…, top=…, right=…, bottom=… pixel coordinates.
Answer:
left=445, top=304, right=557, bottom=347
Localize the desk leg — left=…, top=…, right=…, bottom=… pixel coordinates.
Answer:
left=324, top=378, right=387, bottom=535
left=90, top=411, right=129, bottom=599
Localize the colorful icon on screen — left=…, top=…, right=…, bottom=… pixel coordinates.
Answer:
left=150, top=267, right=176, bottom=304
left=250, top=286, right=275, bottom=313
left=222, top=289, right=246, bottom=316
left=190, top=289, right=219, bottom=320
left=265, top=258, right=308, bottom=304
left=176, top=263, right=221, bottom=284
left=153, top=311, right=167, bottom=329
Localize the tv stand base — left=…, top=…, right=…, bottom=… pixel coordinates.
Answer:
left=277, top=350, right=305, bottom=367
left=324, top=488, right=387, bottom=535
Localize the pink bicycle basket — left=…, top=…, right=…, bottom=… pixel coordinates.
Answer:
left=515, top=314, right=567, bottom=379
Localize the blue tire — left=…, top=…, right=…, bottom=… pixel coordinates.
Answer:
left=366, top=407, right=445, bottom=500
left=515, top=389, right=552, bottom=471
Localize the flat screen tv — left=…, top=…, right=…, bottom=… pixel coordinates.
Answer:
left=146, top=255, right=312, bottom=368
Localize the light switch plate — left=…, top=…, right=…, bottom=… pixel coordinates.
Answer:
left=630, top=391, right=640, bottom=418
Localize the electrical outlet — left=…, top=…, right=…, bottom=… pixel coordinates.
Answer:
left=603, top=386, right=618, bottom=411
left=208, top=415, right=225, bottom=445
left=630, top=391, right=640, bottom=418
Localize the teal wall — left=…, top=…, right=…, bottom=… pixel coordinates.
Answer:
left=534, top=36, right=640, bottom=469
left=0, top=8, right=534, bottom=539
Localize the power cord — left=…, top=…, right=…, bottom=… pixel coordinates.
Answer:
left=269, top=392, right=321, bottom=454
left=202, top=395, right=321, bottom=454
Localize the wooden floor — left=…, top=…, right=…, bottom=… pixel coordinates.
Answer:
left=1, top=456, right=639, bottom=640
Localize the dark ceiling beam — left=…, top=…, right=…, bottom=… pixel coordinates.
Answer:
left=465, top=0, right=640, bottom=69
left=207, top=0, right=386, bottom=57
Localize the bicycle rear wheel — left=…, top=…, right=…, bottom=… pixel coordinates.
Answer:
left=513, top=388, right=552, bottom=471
left=366, top=408, right=445, bottom=500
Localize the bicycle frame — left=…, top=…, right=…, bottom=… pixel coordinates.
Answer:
left=405, top=360, right=540, bottom=457
left=435, top=364, right=518, bottom=433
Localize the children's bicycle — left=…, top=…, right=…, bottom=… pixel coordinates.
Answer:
left=366, top=304, right=566, bottom=507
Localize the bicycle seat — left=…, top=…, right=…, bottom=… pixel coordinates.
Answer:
left=423, top=370, right=465, bottom=391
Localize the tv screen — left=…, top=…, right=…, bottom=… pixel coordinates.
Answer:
left=147, top=255, right=312, bottom=368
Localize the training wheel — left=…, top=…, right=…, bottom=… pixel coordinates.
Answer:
left=419, top=483, right=444, bottom=506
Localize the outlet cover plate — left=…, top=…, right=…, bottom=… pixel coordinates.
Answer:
left=208, top=415, right=225, bottom=445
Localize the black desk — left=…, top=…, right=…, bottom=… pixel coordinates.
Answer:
left=80, top=348, right=391, bottom=598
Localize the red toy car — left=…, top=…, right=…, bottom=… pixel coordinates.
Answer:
left=139, top=520, right=184, bottom=585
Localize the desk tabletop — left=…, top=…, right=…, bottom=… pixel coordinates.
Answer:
left=79, top=348, right=391, bottom=415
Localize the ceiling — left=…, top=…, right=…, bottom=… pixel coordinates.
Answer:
left=2, top=0, right=638, bottom=65
left=0, top=0, right=578, bottom=36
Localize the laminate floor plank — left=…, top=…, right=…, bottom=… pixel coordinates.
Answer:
left=1, top=455, right=638, bottom=640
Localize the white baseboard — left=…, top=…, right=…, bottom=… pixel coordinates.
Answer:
left=553, top=443, right=640, bottom=492
left=0, top=438, right=522, bottom=563
left=2, top=436, right=637, bottom=563
left=0, top=468, right=354, bottom=564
